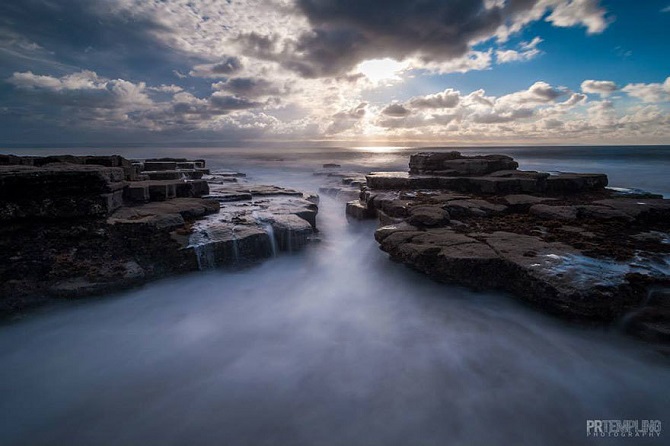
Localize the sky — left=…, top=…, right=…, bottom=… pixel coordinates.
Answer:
left=0, top=0, right=669, bottom=146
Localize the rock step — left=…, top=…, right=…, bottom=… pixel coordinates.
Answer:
left=108, top=198, right=221, bottom=230
left=124, top=179, right=209, bottom=203
left=143, top=158, right=206, bottom=168
left=365, top=171, right=607, bottom=195
left=409, top=151, right=518, bottom=176
left=0, top=164, right=126, bottom=220
left=144, top=170, right=205, bottom=181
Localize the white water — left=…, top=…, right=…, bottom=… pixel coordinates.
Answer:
left=263, top=223, right=279, bottom=257
left=0, top=146, right=669, bottom=445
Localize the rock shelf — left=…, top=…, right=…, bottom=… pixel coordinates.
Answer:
left=346, top=151, right=670, bottom=342
left=0, top=155, right=318, bottom=316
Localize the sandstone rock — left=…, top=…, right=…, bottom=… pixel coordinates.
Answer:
left=366, top=172, right=440, bottom=190
left=577, top=205, right=634, bottom=222
left=0, top=164, right=125, bottom=220
left=143, top=161, right=177, bottom=171
left=503, top=194, right=556, bottom=207
left=530, top=204, right=578, bottom=221
left=346, top=201, right=374, bottom=220
left=410, top=152, right=518, bottom=176
left=445, top=199, right=507, bottom=218
left=592, top=198, right=670, bottom=222
left=406, top=205, right=450, bottom=227
left=545, top=173, right=608, bottom=193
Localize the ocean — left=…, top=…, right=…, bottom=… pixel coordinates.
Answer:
left=0, top=145, right=668, bottom=445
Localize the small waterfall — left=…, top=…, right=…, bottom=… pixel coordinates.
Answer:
left=231, top=226, right=240, bottom=264
left=252, top=211, right=278, bottom=258
left=193, top=241, right=216, bottom=270
left=287, top=227, right=293, bottom=253
left=262, top=223, right=278, bottom=257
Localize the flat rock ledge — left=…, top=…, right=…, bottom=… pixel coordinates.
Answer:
left=347, top=151, right=670, bottom=343
left=0, top=155, right=318, bottom=316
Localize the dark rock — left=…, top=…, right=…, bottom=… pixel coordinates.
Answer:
left=529, top=204, right=578, bottom=221
left=361, top=151, right=669, bottom=338
left=0, top=155, right=318, bottom=316
left=143, top=161, right=177, bottom=171
left=444, top=199, right=507, bottom=218
left=0, top=164, right=125, bottom=220
left=409, top=151, right=518, bottom=176
left=346, top=200, right=375, bottom=220
left=545, top=173, right=608, bottom=193
left=406, top=205, right=450, bottom=227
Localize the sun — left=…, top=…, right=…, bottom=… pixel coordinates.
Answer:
left=357, top=58, right=408, bottom=83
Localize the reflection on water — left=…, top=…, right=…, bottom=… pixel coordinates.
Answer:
left=0, top=146, right=669, bottom=445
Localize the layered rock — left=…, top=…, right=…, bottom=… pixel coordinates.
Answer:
left=348, top=151, right=670, bottom=342
left=0, top=155, right=318, bottom=316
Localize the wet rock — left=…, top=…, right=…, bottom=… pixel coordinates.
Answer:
left=49, top=261, right=146, bottom=298
left=346, top=200, right=374, bottom=220
left=0, top=164, right=125, bottom=220
left=406, top=205, right=450, bottom=227
left=409, top=152, right=518, bottom=175
left=444, top=199, right=507, bottom=218
left=592, top=198, right=670, bottom=222
left=530, top=204, right=578, bottom=221
left=624, top=289, right=670, bottom=343
left=322, top=163, right=341, bottom=168
left=577, top=205, right=634, bottom=222
left=0, top=155, right=319, bottom=316
left=366, top=172, right=440, bottom=190
left=545, top=173, right=608, bottom=193
left=143, top=161, right=177, bottom=171
left=361, top=152, right=670, bottom=336
left=503, top=194, right=557, bottom=211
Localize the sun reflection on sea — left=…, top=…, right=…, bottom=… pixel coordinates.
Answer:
left=349, top=146, right=407, bottom=153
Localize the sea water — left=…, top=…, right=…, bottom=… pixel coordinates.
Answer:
left=0, top=145, right=668, bottom=445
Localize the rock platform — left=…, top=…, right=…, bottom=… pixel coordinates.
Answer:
left=0, top=155, right=318, bottom=316
left=346, top=151, right=670, bottom=342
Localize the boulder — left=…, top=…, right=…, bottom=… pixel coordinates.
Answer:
left=406, top=205, right=450, bottom=227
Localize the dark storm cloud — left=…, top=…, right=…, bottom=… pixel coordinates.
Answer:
left=0, top=0, right=194, bottom=79
left=258, top=0, right=544, bottom=77
left=209, top=94, right=261, bottom=111
left=212, top=77, right=288, bottom=98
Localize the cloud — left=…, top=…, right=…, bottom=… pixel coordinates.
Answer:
left=581, top=80, right=618, bottom=97
left=496, top=81, right=566, bottom=106
left=496, top=36, right=543, bottom=63
left=544, top=0, right=611, bottom=34
left=381, top=103, right=411, bottom=117
left=326, top=102, right=368, bottom=134
left=560, top=93, right=588, bottom=107
left=414, top=50, right=493, bottom=75
left=622, top=78, right=670, bottom=103
left=211, top=77, right=289, bottom=98
left=409, top=89, right=460, bottom=109
left=190, top=57, right=244, bottom=78
left=235, top=0, right=611, bottom=78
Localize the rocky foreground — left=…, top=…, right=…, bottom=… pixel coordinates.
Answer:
left=0, top=154, right=317, bottom=316
left=346, top=151, right=670, bottom=343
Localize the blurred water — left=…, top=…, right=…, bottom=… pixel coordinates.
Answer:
left=0, top=145, right=669, bottom=445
